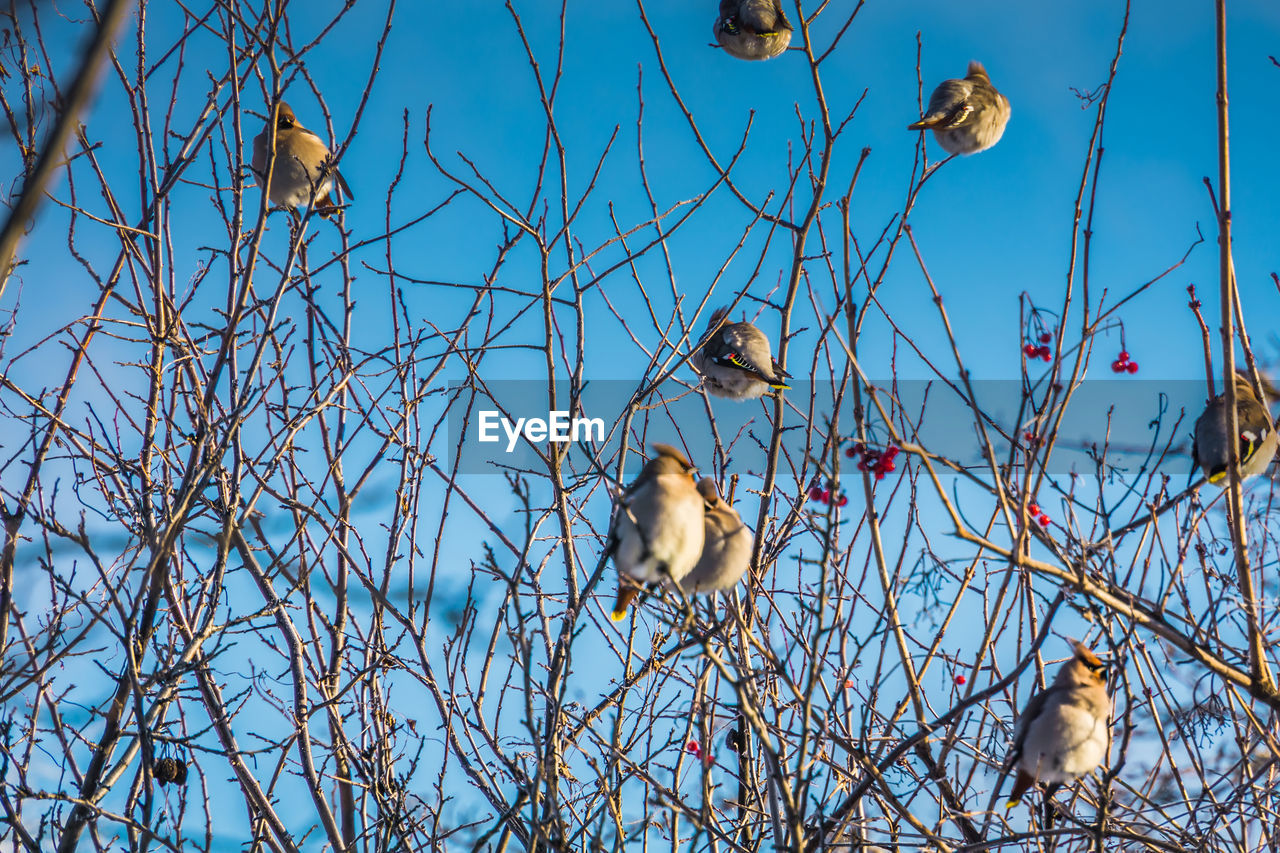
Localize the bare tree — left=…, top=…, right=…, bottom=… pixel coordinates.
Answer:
left=2, top=1, right=1278, bottom=851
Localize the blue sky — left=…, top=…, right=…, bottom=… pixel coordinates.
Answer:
left=7, top=0, right=1280, bottom=847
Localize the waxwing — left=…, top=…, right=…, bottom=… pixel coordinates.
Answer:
left=252, top=101, right=353, bottom=217
left=685, top=478, right=753, bottom=594
left=908, top=61, right=1011, bottom=156
left=607, top=444, right=705, bottom=619
left=1192, top=371, right=1278, bottom=485
left=691, top=307, right=790, bottom=400
left=1004, top=642, right=1111, bottom=808
left=713, top=0, right=792, bottom=62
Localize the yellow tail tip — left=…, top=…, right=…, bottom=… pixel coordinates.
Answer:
left=1004, top=798, right=1021, bottom=809
left=610, top=609, right=627, bottom=622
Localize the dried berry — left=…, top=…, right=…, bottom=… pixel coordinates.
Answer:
left=155, top=757, right=177, bottom=786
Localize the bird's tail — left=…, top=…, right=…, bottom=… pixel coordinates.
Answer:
left=611, top=585, right=639, bottom=621
left=907, top=116, right=943, bottom=131
left=1004, top=769, right=1035, bottom=808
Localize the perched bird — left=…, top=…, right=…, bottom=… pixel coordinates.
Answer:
left=1003, top=641, right=1111, bottom=809
left=908, top=61, right=1011, bottom=156
left=607, top=444, right=705, bottom=620
left=252, top=101, right=353, bottom=217
left=691, top=307, right=790, bottom=400
left=713, top=0, right=792, bottom=62
left=685, top=478, right=753, bottom=594
left=1192, top=371, right=1279, bottom=485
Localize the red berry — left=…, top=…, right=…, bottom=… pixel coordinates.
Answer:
left=1039, top=333, right=1052, bottom=343
left=1023, top=343, right=1038, bottom=358
left=686, top=740, right=701, bottom=755
left=1027, top=503, right=1040, bottom=516
left=844, top=679, right=854, bottom=689
left=1111, top=360, right=1125, bottom=373
left=852, top=442, right=864, bottom=455
left=1126, top=361, right=1139, bottom=374
left=1039, top=347, right=1052, bottom=362
left=1038, top=514, right=1050, bottom=527
left=884, top=446, right=899, bottom=459
left=1024, top=431, right=1035, bottom=443
left=845, top=446, right=856, bottom=458
left=838, top=494, right=849, bottom=507
left=882, top=460, right=895, bottom=473
left=1118, top=351, right=1129, bottom=361
left=856, top=461, right=869, bottom=473
left=874, top=470, right=886, bottom=481
left=955, top=675, right=967, bottom=686
left=820, top=489, right=831, bottom=503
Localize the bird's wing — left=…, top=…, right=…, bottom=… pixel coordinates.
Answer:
left=1003, top=685, right=1060, bottom=772
left=769, top=0, right=792, bottom=33
left=713, top=327, right=781, bottom=382
left=907, top=79, right=974, bottom=130
left=735, top=0, right=788, bottom=33
left=333, top=166, right=354, bottom=201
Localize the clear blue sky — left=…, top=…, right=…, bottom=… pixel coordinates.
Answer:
left=7, top=0, right=1280, bottom=846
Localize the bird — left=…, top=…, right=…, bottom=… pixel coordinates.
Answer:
left=1192, top=370, right=1279, bottom=486
left=685, top=478, right=753, bottom=594
left=607, top=444, right=706, bottom=620
left=252, top=101, right=353, bottom=218
left=712, top=0, right=792, bottom=62
left=691, top=307, right=790, bottom=400
left=1003, top=641, right=1111, bottom=810
left=908, top=61, right=1011, bottom=156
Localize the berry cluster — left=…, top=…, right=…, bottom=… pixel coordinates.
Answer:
left=1111, top=350, right=1139, bottom=374
left=845, top=442, right=900, bottom=480
left=1027, top=502, right=1051, bottom=528
left=1022, top=332, right=1053, bottom=362
left=807, top=483, right=849, bottom=506
left=685, top=738, right=714, bottom=766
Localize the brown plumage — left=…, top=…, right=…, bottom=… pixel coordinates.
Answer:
left=1004, top=641, right=1111, bottom=809
left=691, top=307, right=790, bottom=400
left=607, top=444, right=705, bottom=619
left=1192, top=370, right=1279, bottom=486
left=713, top=0, right=792, bottom=61
left=908, top=61, right=1011, bottom=155
left=685, top=478, right=752, bottom=594
left=251, top=101, right=353, bottom=218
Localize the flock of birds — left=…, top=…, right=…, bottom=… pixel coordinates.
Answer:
left=244, top=0, right=1279, bottom=821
